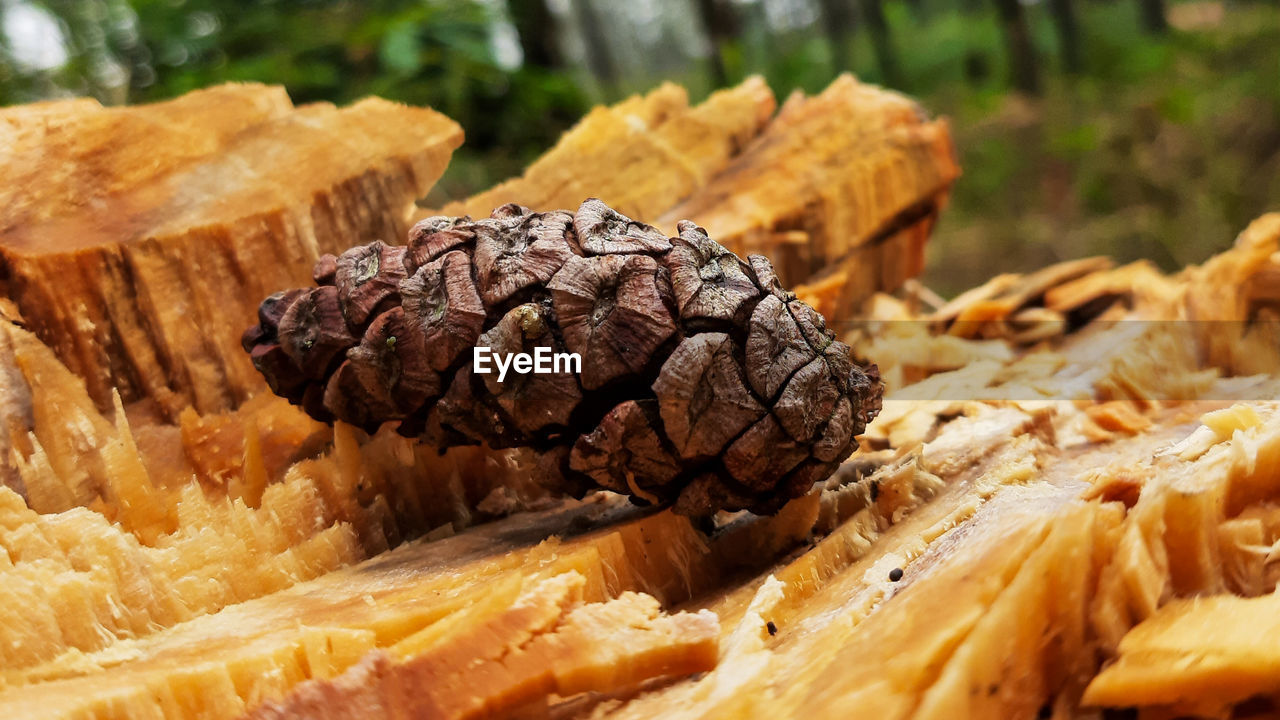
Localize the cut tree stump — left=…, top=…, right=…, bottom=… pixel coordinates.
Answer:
left=0, top=86, right=462, bottom=418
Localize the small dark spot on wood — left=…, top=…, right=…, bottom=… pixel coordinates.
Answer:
left=888, top=567, right=903, bottom=582
left=1037, top=704, right=1052, bottom=719
left=766, top=621, right=777, bottom=636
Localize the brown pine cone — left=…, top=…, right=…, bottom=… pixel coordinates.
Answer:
left=242, top=199, right=881, bottom=516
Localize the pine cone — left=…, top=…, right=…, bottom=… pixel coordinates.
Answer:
left=242, top=199, right=882, bottom=516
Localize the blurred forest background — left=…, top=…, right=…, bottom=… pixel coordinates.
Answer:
left=1, top=0, right=1278, bottom=295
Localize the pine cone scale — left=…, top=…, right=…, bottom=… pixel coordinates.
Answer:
left=402, top=250, right=486, bottom=372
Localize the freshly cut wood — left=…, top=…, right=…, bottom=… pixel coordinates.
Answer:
left=658, top=75, right=959, bottom=315
left=1183, top=213, right=1280, bottom=376
left=578, top=401, right=1280, bottom=720
left=592, top=425, right=1091, bottom=718
left=794, top=221, right=937, bottom=324
left=0, top=320, right=555, bottom=668
left=932, top=256, right=1113, bottom=337
left=0, top=86, right=462, bottom=417
left=1043, top=259, right=1178, bottom=319
left=245, top=573, right=718, bottom=720
left=1083, top=591, right=1280, bottom=717
left=0, top=84, right=291, bottom=232
left=1082, top=408, right=1280, bottom=717
left=0, top=490, right=808, bottom=718
left=925, top=214, right=1280, bottom=365
left=429, top=78, right=775, bottom=222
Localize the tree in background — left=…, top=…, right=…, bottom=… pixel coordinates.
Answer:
left=570, top=0, right=619, bottom=95
left=694, top=0, right=740, bottom=86
left=991, top=0, right=1040, bottom=94
left=816, top=0, right=857, bottom=72
left=1048, top=0, right=1082, bottom=73
left=509, top=0, right=562, bottom=70
left=0, top=0, right=144, bottom=104
left=860, top=0, right=902, bottom=87
left=1139, top=0, right=1169, bottom=33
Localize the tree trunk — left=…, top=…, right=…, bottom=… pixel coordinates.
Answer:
left=817, top=0, right=858, bottom=72
left=860, top=0, right=902, bottom=88
left=1138, top=0, right=1168, bottom=33
left=992, top=0, right=1041, bottom=95
left=694, top=0, right=741, bottom=86
left=572, top=0, right=620, bottom=91
left=509, top=0, right=563, bottom=70
left=1048, top=0, right=1082, bottom=73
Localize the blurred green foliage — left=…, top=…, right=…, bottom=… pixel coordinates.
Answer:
left=2, top=0, right=1278, bottom=296
left=922, top=3, right=1280, bottom=293
left=127, top=0, right=587, bottom=145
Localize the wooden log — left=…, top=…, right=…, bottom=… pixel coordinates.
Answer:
left=657, top=75, right=960, bottom=316
left=0, top=87, right=462, bottom=418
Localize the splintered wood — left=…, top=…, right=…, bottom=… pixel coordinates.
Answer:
left=660, top=76, right=959, bottom=313
left=243, top=575, right=719, bottom=720
left=0, top=503, right=727, bottom=719
left=430, top=79, right=776, bottom=223
left=2, top=79, right=1280, bottom=720
left=427, top=74, right=959, bottom=319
